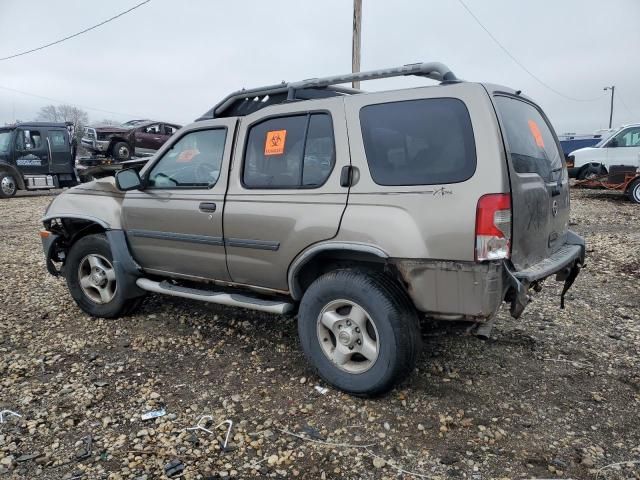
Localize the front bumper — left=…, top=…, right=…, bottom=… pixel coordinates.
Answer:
left=40, top=231, right=62, bottom=276
left=81, top=138, right=110, bottom=152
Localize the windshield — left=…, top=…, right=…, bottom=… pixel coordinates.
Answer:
left=121, top=120, right=148, bottom=127
left=594, top=129, right=619, bottom=147
left=0, top=131, right=12, bottom=153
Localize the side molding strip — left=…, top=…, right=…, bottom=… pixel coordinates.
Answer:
left=225, top=238, right=280, bottom=251
left=128, top=229, right=224, bottom=246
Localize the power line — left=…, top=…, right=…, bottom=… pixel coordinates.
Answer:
left=0, top=84, right=142, bottom=118
left=616, top=91, right=636, bottom=118
left=0, top=0, right=151, bottom=61
left=456, top=0, right=604, bottom=103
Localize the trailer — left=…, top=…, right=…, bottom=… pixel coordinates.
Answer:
left=573, top=164, right=640, bottom=204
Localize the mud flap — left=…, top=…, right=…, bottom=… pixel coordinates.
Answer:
left=559, top=262, right=581, bottom=309
left=503, top=266, right=529, bottom=319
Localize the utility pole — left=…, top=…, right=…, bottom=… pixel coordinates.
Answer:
left=352, top=0, right=362, bottom=89
left=604, top=85, right=615, bottom=129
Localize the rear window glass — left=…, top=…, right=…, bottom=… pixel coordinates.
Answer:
left=359, top=98, right=476, bottom=186
left=494, top=95, right=563, bottom=180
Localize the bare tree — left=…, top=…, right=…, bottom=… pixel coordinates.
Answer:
left=36, top=105, right=61, bottom=122
left=36, top=104, right=89, bottom=141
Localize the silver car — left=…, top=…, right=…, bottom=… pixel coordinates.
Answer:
left=40, top=62, right=585, bottom=396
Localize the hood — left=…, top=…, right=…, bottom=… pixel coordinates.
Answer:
left=569, top=146, right=598, bottom=156
left=92, top=126, right=130, bottom=133
left=67, top=176, right=122, bottom=195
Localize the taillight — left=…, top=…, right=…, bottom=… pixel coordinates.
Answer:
left=475, top=193, right=511, bottom=261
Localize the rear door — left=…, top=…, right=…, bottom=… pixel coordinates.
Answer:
left=45, top=127, right=73, bottom=174
left=122, top=119, right=235, bottom=281
left=134, top=123, right=162, bottom=154
left=493, top=94, right=569, bottom=271
left=223, top=98, right=349, bottom=291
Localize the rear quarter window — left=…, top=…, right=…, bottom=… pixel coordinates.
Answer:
left=359, top=98, right=476, bottom=186
left=494, top=95, right=563, bottom=180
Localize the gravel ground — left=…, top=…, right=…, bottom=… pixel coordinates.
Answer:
left=1, top=188, right=639, bottom=480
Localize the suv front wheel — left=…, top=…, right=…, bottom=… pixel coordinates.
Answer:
left=298, top=269, right=421, bottom=396
left=65, top=234, right=143, bottom=318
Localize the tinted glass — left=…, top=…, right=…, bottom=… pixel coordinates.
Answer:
left=494, top=95, right=563, bottom=180
left=49, top=131, right=67, bottom=148
left=148, top=129, right=226, bottom=188
left=16, top=130, right=43, bottom=151
left=243, top=113, right=334, bottom=188
left=0, top=132, right=11, bottom=153
left=359, top=98, right=476, bottom=186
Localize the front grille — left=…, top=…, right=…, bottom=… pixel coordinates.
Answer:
left=84, top=128, right=96, bottom=140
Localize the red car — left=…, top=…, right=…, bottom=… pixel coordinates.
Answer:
left=81, top=119, right=181, bottom=161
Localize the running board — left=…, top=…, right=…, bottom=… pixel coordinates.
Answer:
left=135, top=278, right=294, bottom=315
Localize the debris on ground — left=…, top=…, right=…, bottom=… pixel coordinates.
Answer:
left=0, top=189, right=639, bottom=478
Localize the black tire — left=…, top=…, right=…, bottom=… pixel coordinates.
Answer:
left=111, top=141, right=131, bottom=161
left=65, top=233, right=144, bottom=318
left=0, top=173, right=18, bottom=198
left=577, top=164, right=606, bottom=180
left=298, top=269, right=421, bottom=396
left=628, top=178, right=640, bottom=204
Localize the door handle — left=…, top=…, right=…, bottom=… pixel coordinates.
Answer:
left=199, top=202, right=217, bottom=213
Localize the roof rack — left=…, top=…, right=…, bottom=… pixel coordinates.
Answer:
left=197, top=62, right=459, bottom=120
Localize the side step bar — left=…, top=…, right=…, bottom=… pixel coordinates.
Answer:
left=136, top=278, right=294, bottom=315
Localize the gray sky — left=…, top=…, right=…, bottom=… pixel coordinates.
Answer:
left=1, top=0, right=638, bottom=134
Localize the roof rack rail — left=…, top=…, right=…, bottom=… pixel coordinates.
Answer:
left=198, top=62, right=458, bottom=120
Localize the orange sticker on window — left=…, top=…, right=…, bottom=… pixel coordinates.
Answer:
left=177, top=148, right=199, bottom=162
left=527, top=120, right=545, bottom=148
left=264, top=130, right=287, bottom=156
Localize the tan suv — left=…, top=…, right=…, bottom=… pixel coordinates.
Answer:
left=40, top=62, right=585, bottom=396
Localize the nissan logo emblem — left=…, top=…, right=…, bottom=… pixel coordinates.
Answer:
left=552, top=200, right=559, bottom=216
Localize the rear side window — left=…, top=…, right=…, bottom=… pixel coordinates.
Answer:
left=359, top=98, right=476, bottom=186
left=494, top=95, right=563, bottom=180
left=243, top=113, right=335, bottom=189
left=48, top=130, right=67, bottom=148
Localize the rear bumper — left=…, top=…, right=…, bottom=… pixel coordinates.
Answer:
left=506, top=230, right=585, bottom=317
left=393, top=231, right=585, bottom=321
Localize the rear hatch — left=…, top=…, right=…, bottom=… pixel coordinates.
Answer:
left=492, top=94, right=570, bottom=271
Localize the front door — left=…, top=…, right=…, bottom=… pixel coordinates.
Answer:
left=606, top=126, right=640, bottom=169
left=224, top=98, right=349, bottom=291
left=13, top=128, right=49, bottom=176
left=122, top=119, right=236, bottom=281
left=134, top=123, right=163, bottom=155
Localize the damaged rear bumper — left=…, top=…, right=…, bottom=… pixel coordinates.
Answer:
left=393, top=231, right=585, bottom=321
left=505, top=230, right=585, bottom=318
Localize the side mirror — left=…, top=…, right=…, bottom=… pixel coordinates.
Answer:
left=609, top=138, right=619, bottom=148
left=115, top=168, right=143, bottom=191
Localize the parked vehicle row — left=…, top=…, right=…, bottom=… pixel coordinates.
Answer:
left=39, top=62, right=585, bottom=395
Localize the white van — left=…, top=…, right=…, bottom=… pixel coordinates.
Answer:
left=568, top=124, right=640, bottom=179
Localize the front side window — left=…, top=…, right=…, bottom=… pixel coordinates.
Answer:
left=359, top=98, right=477, bottom=186
left=143, top=124, right=161, bottom=134
left=243, top=113, right=335, bottom=188
left=16, top=130, right=43, bottom=151
left=494, top=95, right=563, bottom=180
left=147, top=129, right=226, bottom=188
left=610, top=127, right=640, bottom=147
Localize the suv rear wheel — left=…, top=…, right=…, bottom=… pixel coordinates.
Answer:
left=65, top=234, right=143, bottom=318
left=298, top=269, right=421, bottom=396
